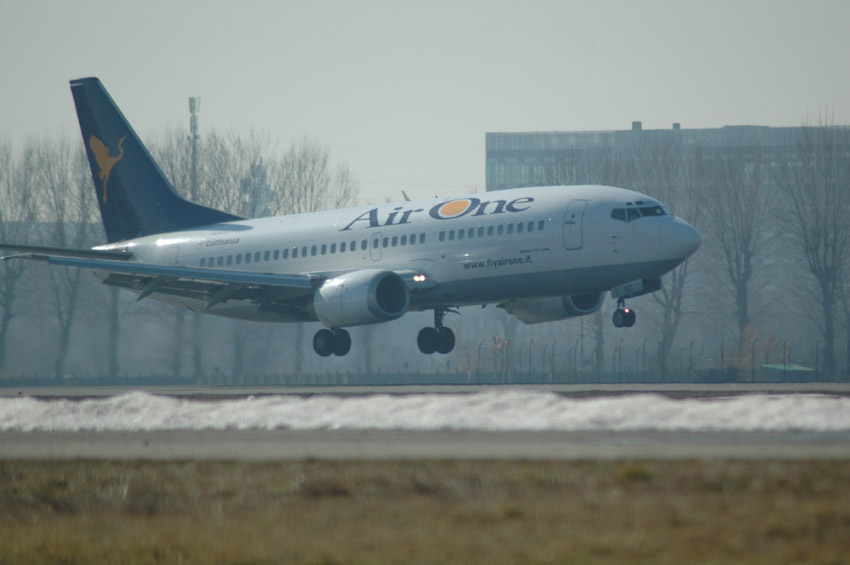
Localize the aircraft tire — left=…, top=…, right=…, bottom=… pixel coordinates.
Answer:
left=612, top=309, right=625, bottom=328
left=436, top=327, right=456, bottom=354
left=332, top=329, right=351, bottom=356
left=417, top=327, right=439, bottom=354
left=313, top=329, right=336, bottom=357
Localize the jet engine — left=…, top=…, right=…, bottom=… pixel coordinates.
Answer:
left=502, top=292, right=604, bottom=324
left=313, top=269, right=409, bottom=328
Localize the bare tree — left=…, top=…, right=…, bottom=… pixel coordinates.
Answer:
left=0, top=140, right=38, bottom=372
left=40, top=137, right=100, bottom=378
left=777, top=119, right=850, bottom=379
left=271, top=136, right=359, bottom=215
left=699, top=135, right=773, bottom=346
left=630, top=135, right=702, bottom=380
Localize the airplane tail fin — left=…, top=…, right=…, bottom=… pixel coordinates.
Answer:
left=70, top=77, right=243, bottom=243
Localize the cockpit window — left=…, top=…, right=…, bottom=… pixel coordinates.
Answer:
left=611, top=204, right=668, bottom=222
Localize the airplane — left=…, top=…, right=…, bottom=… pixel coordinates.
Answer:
left=1, top=77, right=701, bottom=357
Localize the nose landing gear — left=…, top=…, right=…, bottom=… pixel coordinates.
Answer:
left=612, top=298, right=636, bottom=328
left=418, top=308, right=457, bottom=354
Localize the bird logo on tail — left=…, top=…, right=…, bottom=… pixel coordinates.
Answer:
left=89, top=134, right=127, bottom=203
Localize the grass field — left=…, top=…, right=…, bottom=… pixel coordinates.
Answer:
left=1, top=460, right=849, bottom=564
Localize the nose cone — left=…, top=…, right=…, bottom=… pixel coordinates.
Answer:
left=673, top=218, right=701, bottom=259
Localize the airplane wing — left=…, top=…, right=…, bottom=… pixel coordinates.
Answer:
left=2, top=250, right=319, bottom=313
left=0, top=244, right=134, bottom=261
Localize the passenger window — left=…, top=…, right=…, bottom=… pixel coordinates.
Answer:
left=517, top=222, right=524, bottom=234
left=362, top=239, right=368, bottom=251
left=321, top=244, right=327, bottom=255
left=274, top=250, right=280, bottom=260
left=401, top=235, right=407, bottom=246
left=458, top=229, right=464, bottom=240
left=537, top=220, right=545, bottom=231
left=449, top=230, right=455, bottom=241
left=200, top=258, right=206, bottom=267
left=244, top=253, right=250, bottom=264
left=218, top=257, right=223, bottom=266
left=352, top=240, right=357, bottom=251
left=227, top=255, right=233, bottom=266
left=468, top=228, right=474, bottom=239
left=340, top=242, right=347, bottom=253
left=291, top=247, right=296, bottom=258
left=382, top=237, right=388, bottom=248
left=311, top=245, right=317, bottom=256
left=331, top=243, right=337, bottom=254
left=497, top=225, right=504, bottom=235
left=302, top=246, right=308, bottom=257
left=477, top=227, right=484, bottom=238
left=507, top=223, right=514, bottom=235
left=255, top=252, right=261, bottom=262
left=420, top=233, right=426, bottom=244
left=487, top=226, right=494, bottom=236
left=391, top=236, right=398, bottom=247
left=236, top=254, right=242, bottom=265
left=372, top=238, right=379, bottom=249
left=439, top=231, right=446, bottom=242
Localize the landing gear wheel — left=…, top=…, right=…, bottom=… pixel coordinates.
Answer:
left=332, top=329, right=351, bottom=356
left=418, top=327, right=439, bottom=354
left=612, top=308, right=637, bottom=328
left=436, top=327, right=456, bottom=354
left=313, top=329, right=335, bottom=357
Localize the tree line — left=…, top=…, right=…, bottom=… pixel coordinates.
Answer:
left=1, top=120, right=849, bottom=382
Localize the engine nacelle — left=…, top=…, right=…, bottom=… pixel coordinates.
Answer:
left=503, top=292, right=604, bottom=324
left=313, top=269, right=409, bottom=328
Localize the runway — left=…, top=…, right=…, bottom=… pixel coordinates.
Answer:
left=2, top=429, right=850, bottom=460
left=2, top=383, right=850, bottom=460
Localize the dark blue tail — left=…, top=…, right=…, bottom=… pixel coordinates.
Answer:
left=71, top=77, right=243, bottom=243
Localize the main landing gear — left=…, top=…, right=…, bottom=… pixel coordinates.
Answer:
left=313, top=328, right=352, bottom=357
left=612, top=298, right=636, bottom=328
left=417, top=309, right=456, bottom=355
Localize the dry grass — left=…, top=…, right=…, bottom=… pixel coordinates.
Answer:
left=1, top=460, right=849, bottom=564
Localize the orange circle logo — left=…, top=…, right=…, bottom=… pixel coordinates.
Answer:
left=438, top=199, right=472, bottom=218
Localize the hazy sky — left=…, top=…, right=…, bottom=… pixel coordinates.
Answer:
left=2, top=0, right=849, bottom=205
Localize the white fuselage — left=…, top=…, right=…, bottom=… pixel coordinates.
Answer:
left=98, top=185, right=700, bottom=322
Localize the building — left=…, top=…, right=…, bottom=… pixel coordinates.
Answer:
left=485, top=122, right=808, bottom=191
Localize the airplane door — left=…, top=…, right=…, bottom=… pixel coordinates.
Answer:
left=166, top=245, right=181, bottom=265
left=563, top=200, right=587, bottom=250
left=370, top=232, right=382, bottom=261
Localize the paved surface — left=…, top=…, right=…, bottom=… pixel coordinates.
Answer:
left=3, top=382, right=850, bottom=399
left=3, top=383, right=849, bottom=460
left=2, top=429, right=849, bottom=461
